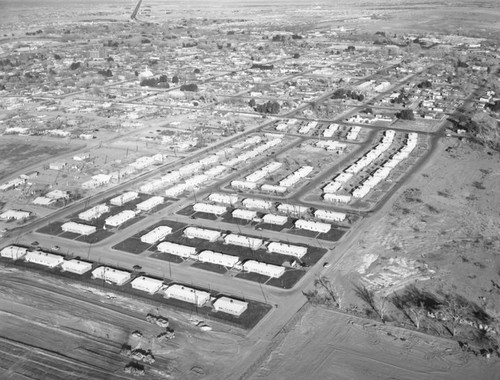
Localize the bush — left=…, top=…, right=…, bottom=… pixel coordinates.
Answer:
left=69, top=62, right=81, bottom=70
left=180, top=83, right=198, bottom=92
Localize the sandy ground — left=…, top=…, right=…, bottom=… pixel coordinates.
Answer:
left=248, top=306, right=500, bottom=380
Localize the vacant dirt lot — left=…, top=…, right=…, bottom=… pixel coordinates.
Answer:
left=248, top=306, right=500, bottom=380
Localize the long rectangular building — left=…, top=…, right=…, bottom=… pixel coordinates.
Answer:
left=208, top=193, right=239, bottom=205
left=197, top=250, right=239, bottom=267
left=164, top=284, right=210, bottom=307
left=242, top=198, right=272, bottom=210
left=61, top=259, right=92, bottom=275
left=277, top=203, right=309, bottom=216
left=61, top=221, right=97, bottom=236
left=243, top=260, right=285, bottom=278
left=91, top=266, right=131, bottom=285
left=157, top=242, right=196, bottom=258
left=193, top=202, right=227, bottom=216
left=224, top=234, right=263, bottom=250
left=314, top=209, right=346, bottom=222
left=260, top=184, right=287, bottom=194
left=137, top=196, right=164, bottom=212
left=105, top=210, right=137, bottom=227
left=231, top=180, right=257, bottom=190
left=78, top=204, right=109, bottom=221
left=184, top=227, right=221, bottom=242
left=295, top=219, right=331, bottom=233
left=110, top=191, right=138, bottom=206
left=25, top=251, right=64, bottom=268
left=131, top=276, right=164, bottom=294
left=267, top=242, right=307, bottom=259
left=1, top=245, right=28, bottom=260
left=165, top=183, right=188, bottom=197
left=232, top=209, right=257, bottom=221
left=213, top=297, right=248, bottom=316
left=262, top=214, right=288, bottom=226
left=141, top=226, right=172, bottom=244
left=323, top=193, right=351, bottom=203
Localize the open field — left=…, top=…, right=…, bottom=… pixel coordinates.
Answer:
left=0, top=137, right=82, bottom=180
left=247, top=305, right=500, bottom=380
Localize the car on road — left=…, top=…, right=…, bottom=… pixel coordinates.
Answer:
left=52, top=245, right=60, bottom=251
left=323, top=262, right=331, bottom=268
left=31, top=241, right=39, bottom=246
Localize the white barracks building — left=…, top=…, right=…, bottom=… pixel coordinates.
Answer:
left=131, top=276, right=164, bottom=294
left=224, top=234, right=263, bottom=250
left=92, top=267, right=131, bottom=286
left=157, top=242, right=196, bottom=258
left=268, top=242, right=307, bottom=259
left=61, top=221, right=97, bottom=236
left=164, top=284, right=210, bottom=307
left=213, top=297, right=248, bottom=316
left=1, top=245, right=28, bottom=260
left=197, top=250, right=239, bottom=267
left=110, top=191, right=138, bottom=206
left=61, top=259, right=93, bottom=275
left=140, top=226, right=172, bottom=244
left=184, top=227, right=221, bottom=242
left=295, top=219, right=331, bottom=233
left=193, top=202, right=227, bottom=216
left=25, top=251, right=64, bottom=268
left=243, top=260, right=285, bottom=278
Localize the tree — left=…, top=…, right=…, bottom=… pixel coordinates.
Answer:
left=439, top=293, right=472, bottom=337
left=303, top=277, right=344, bottom=308
left=397, top=109, right=415, bottom=120
left=98, top=69, right=112, bottom=77
left=391, top=289, right=428, bottom=329
left=69, top=61, right=81, bottom=70
left=353, top=283, right=383, bottom=320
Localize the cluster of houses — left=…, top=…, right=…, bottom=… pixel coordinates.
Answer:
left=0, top=245, right=248, bottom=317
left=321, top=129, right=418, bottom=201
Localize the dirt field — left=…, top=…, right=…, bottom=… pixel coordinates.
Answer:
left=248, top=305, right=500, bottom=380
left=0, top=136, right=81, bottom=180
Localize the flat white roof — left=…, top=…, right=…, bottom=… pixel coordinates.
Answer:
left=214, top=296, right=248, bottom=316
left=1, top=245, right=28, bottom=259
left=92, top=266, right=131, bottom=284
left=131, top=276, right=164, bottom=293
left=61, top=259, right=93, bottom=274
